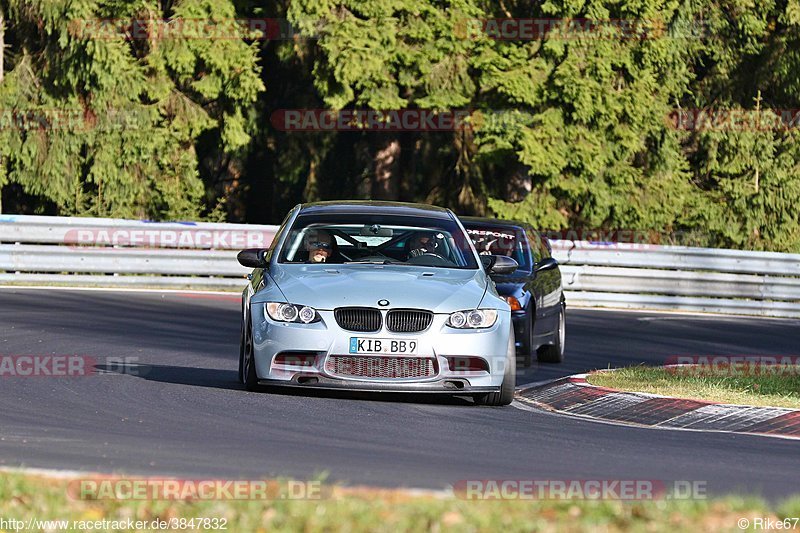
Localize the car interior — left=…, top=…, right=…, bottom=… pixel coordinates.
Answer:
left=282, top=224, right=472, bottom=268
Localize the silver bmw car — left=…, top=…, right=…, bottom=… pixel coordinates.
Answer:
left=237, top=201, right=519, bottom=405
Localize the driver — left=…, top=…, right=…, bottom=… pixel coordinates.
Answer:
left=408, top=232, right=443, bottom=259
left=304, top=229, right=336, bottom=263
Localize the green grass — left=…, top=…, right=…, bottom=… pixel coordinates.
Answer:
left=1, top=472, right=800, bottom=532
left=588, top=366, right=800, bottom=409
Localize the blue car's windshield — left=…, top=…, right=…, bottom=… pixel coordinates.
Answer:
left=279, top=213, right=479, bottom=269
left=464, top=225, right=531, bottom=271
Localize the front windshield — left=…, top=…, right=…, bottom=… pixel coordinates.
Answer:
left=464, top=225, right=530, bottom=271
left=279, top=213, right=479, bottom=269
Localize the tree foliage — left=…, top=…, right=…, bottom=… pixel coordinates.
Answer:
left=0, top=0, right=262, bottom=219
left=1, top=0, right=798, bottom=252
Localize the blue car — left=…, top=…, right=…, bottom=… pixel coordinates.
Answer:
left=461, top=217, right=566, bottom=367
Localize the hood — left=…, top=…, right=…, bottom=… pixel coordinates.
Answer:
left=263, top=264, right=488, bottom=313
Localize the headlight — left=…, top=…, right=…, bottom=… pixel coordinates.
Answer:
left=265, top=303, right=320, bottom=324
left=447, top=309, right=498, bottom=329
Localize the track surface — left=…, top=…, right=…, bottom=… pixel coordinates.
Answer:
left=0, top=288, right=798, bottom=500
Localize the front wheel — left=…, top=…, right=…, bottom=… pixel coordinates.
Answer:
left=475, top=329, right=516, bottom=406
left=241, top=318, right=260, bottom=391
left=238, top=321, right=245, bottom=383
left=537, top=305, right=565, bottom=364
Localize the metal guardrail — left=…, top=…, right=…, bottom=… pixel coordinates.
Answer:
left=550, top=241, right=800, bottom=318
left=0, top=214, right=276, bottom=289
left=1, top=215, right=799, bottom=317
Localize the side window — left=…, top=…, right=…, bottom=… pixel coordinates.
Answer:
left=526, top=229, right=547, bottom=264
left=541, top=235, right=553, bottom=258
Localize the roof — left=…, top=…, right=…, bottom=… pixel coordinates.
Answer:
left=298, top=200, right=453, bottom=219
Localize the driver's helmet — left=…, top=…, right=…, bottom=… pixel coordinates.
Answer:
left=408, top=232, right=444, bottom=258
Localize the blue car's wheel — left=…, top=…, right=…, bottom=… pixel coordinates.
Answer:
left=537, top=305, right=565, bottom=364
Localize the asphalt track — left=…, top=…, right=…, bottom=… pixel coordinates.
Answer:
left=0, top=288, right=798, bottom=500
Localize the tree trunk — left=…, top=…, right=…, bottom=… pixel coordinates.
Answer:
left=303, top=152, right=319, bottom=202
left=370, top=135, right=401, bottom=200
left=398, top=134, right=419, bottom=202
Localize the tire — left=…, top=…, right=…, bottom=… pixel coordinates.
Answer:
left=241, top=318, right=260, bottom=391
left=537, top=305, right=565, bottom=364
left=475, top=328, right=516, bottom=406
left=238, top=321, right=245, bottom=384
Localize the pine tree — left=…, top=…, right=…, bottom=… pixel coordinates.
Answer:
left=0, top=0, right=263, bottom=219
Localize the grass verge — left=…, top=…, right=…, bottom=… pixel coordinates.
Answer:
left=1, top=472, right=800, bottom=532
left=588, top=366, right=800, bottom=409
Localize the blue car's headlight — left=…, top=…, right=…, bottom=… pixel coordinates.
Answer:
left=447, top=309, right=498, bottom=329
left=265, top=302, right=320, bottom=324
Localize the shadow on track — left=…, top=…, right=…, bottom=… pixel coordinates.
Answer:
left=94, top=363, right=476, bottom=406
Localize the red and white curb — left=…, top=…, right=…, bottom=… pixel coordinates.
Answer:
left=516, top=374, right=800, bottom=440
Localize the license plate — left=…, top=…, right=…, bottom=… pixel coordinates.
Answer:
left=349, top=338, right=418, bottom=355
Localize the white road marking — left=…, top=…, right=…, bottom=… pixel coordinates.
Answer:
left=511, top=399, right=800, bottom=441
left=661, top=404, right=796, bottom=430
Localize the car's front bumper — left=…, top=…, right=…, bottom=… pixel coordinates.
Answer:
left=251, top=307, right=511, bottom=393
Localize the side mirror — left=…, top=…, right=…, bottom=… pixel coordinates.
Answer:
left=237, top=249, right=269, bottom=269
left=534, top=257, right=559, bottom=273
left=480, top=255, right=496, bottom=271
left=482, top=254, right=518, bottom=275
